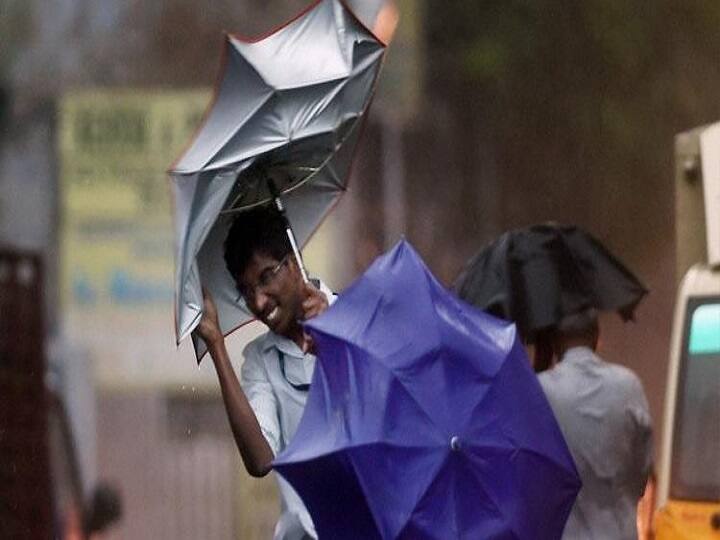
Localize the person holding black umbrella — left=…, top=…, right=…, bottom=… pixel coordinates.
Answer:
left=538, top=309, right=653, bottom=539
left=453, top=223, right=649, bottom=373
left=196, top=206, right=332, bottom=540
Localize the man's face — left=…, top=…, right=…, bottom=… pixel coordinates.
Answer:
left=237, top=251, right=304, bottom=337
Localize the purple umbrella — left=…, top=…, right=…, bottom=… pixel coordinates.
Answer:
left=273, top=240, right=581, bottom=539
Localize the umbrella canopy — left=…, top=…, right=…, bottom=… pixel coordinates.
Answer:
left=453, top=223, right=649, bottom=341
left=168, top=0, right=386, bottom=355
left=274, top=240, right=581, bottom=540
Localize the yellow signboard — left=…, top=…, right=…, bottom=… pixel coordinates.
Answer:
left=59, top=89, right=216, bottom=389
left=59, top=89, right=209, bottom=311
left=58, top=89, right=341, bottom=389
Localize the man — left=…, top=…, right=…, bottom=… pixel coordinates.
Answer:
left=196, top=207, right=331, bottom=540
left=538, top=309, right=652, bottom=540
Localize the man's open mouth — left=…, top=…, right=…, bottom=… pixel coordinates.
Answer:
left=265, top=306, right=280, bottom=324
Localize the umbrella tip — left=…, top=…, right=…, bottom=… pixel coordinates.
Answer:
left=450, top=435, right=462, bottom=451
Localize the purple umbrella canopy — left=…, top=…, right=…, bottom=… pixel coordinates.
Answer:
left=273, top=240, right=581, bottom=539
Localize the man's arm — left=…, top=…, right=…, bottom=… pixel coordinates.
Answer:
left=196, top=289, right=274, bottom=477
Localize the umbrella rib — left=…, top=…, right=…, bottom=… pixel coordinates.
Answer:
left=389, top=452, right=475, bottom=540
left=342, top=452, right=386, bottom=538
left=463, top=354, right=580, bottom=475
left=461, top=345, right=513, bottom=434
left=205, top=49, right=381, bottom=176
left=375, top=355, right=450, bottom=444
left=255, top=31, right=384, bottom=91
left=324, top=339, right=450, bottom=446
left=496, top=445, right=580, bottom=484
left=217, top=114, right=362, bottom=213
left=287, top=46, right=380, bottom=126
left=219, top=157, right=346, bottom=215
left=466, top=441, right=579, bottom=481
left=198, top=90, right=275, bottom=173
left=342, top=441, right=447, bottom=540
left=205, top=40, right=385, bottom=186
left=362, top=272, right=463, bottom=444
left=461, top=444, right=578, bottom=539
left=460, top=461, right=526, bottom=540
left=275, top=440, right=441, bottom=469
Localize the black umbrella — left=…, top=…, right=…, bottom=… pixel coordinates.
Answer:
left=453, top=223, right=648, bottom=343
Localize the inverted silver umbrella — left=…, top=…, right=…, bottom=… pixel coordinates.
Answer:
left=169, top=0, right=386, bottom=358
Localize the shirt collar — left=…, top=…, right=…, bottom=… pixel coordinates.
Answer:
left=261, top=279, right=336, bottom=357
left=561, top=345, right=598, bottom=364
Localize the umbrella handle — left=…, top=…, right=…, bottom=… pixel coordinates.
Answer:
left=268, top=178, right=309, bottom=284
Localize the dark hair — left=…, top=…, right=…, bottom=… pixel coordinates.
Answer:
left=223, top=206, right=291, bottom=283
left=555, top=308, right=599, bottom=341
left=83, top=482, right=123, bottom=535
left=533, top=330, right=554, bottom=373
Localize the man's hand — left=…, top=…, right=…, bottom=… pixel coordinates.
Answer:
left=301, top=281, right=329, bottom=320
left=196, top=287, right=223, bottom=346
left=299, top=281, right=329, bottom=353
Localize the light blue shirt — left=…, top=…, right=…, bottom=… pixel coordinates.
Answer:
left=539, top=346, right=653, bottom=540
left=240, top=282, right=334, bottom=540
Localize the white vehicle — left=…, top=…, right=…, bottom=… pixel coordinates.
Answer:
left=652, top=122, right=720, bottom=539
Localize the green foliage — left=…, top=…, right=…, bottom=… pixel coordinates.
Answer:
left=436, top=0, right=720, bottom=167
left=421, top=0, right=720, bottom=268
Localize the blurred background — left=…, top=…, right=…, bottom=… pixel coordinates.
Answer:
left=1, top=0, right=720, bottom=538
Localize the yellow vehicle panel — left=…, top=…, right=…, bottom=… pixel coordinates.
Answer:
left=655, top=500, right=720, bottom=539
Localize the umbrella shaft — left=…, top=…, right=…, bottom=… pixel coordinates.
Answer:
left=269, top=181, right=309, bottom=284
left=285, top=226, right=309, bottom=283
